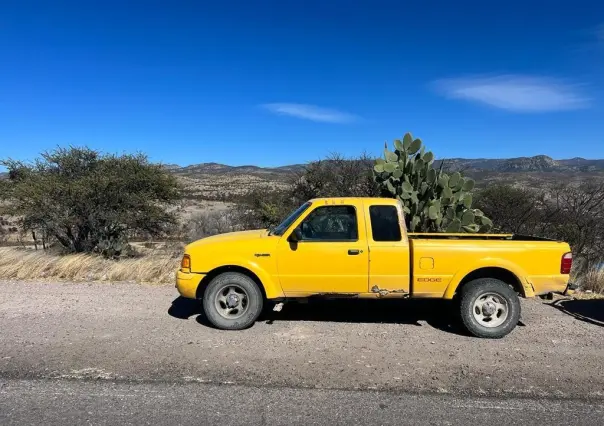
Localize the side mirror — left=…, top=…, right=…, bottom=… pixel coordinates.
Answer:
left=288, top=227, right=303, bottom=242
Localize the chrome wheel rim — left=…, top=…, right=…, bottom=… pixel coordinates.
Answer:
left=214, top=284, right=249, bottom=319
left=472, top=292, right=509, bottom=328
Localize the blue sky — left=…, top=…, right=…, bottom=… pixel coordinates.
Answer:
left=1, top=0, right=603, bottom=166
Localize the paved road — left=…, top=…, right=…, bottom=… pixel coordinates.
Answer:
left=1, top=281, right=604, bottom=424
left=2, top=379, right=604, bottom=426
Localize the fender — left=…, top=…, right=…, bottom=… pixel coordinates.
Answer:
left=443, top=257, right=534, bottom=299
left=202, top=257, right=285, bottom=299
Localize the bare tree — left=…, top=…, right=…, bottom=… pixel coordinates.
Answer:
left=185, top=210, right=240, bottom=241
left=474, top=184, right=547, bottom=235
left=234, top=153, right=381, bottom=231
left=475, top=181, right=604, bottom=276
left=541, top=181, right=604, bottom=274
left=290, top=152, right=380, bottom=204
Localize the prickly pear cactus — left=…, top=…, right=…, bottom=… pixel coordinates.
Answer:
left=374, top=132, right=493, bottom=233
left=95, top=236, right=132, bottom=258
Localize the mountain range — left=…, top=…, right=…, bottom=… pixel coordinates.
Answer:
left=166, top=155, right=604, bottom=203
left=3, top=156, right=602, bottom=201
left=169, top=155, right=604, bottom=176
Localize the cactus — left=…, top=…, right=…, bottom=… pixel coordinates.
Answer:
left=95, top=236, right=132, bottom=258
left=374, top=132, right=493, bottom=233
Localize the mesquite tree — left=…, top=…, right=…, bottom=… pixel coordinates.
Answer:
left=0, top=147, right=181, bottom=256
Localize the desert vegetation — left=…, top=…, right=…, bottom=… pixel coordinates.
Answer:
left=475, top=181, right=604, bottom=292
left=0, top=147, right=181, bottom=257
left=1, top=136, right=603, bottom=293
left=375, top=133, right=492, bottom=233
left=0, top=246, right=177, bottom=284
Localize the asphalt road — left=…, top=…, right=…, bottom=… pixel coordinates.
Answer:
left=1, top=280, right=604, bottom=425
left=2, top=379, right=604, bottom=426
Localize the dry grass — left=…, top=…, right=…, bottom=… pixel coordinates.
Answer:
left=570, top=291, right=604, bottom=300
left=580, top=267, right=604, bottom=294
left=0, top=247, right=179, bottom=284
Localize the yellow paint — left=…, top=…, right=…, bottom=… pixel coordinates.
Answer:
left=419, top=257, right=434, bottom=270
left=175, top=270, right=203, bottom=299
left=417, top=240, right=567, bottom=298
left=529, top=275, right=568, bottom=295
left=178, top=197, right=571, bottom=300
left=182, top=229, right=285, bottom=299
left=276, top=240, right=369, bottom=293
left=363, top=200, right=411, bottom=294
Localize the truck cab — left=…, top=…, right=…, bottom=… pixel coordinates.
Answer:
left=176, top=197, right=572, bottom=338
left=274, top=198, right=411, bottom=297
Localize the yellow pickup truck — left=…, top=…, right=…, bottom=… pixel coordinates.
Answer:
left=176, top=197, right=573, bottom=338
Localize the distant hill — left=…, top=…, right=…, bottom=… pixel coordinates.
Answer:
left=170, top=162, right=305, bottom=177
left=432, top=156, right=604, bottom=173
left=172, top=155, right=604, bottom=176
left=4, top=155, right=603, bottom=200
left=167, top=155, right=604, bottom=202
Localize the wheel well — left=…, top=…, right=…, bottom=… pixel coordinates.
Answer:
left=196, top=265, right=267, bottom=300
left=456, top=267, right=525, bottom=297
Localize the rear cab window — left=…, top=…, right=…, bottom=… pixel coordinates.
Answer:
left=369, top=205, right=402, bottom=242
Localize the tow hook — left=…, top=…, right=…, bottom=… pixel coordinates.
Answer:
left=563, top=282, right=579, bottom=296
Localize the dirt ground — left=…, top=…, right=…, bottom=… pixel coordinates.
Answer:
left=0, top=280, right=603, bottom=399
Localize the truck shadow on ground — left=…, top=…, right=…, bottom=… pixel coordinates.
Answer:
left=550, top=299, right=604, bottom=327
left=168, top=297, right=469, bottom=336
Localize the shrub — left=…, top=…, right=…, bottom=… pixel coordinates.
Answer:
left=235, top=153, right=380, bottom=231
left=236, top=188, right=296, bottom=229
left=291, top=152, right=380, bottom=204
left=580, top=266, right=604, bottom=294
left=184, top=210, right=240, bottom=241
left=474, top=184, right=545, bottom=234
left=0, top=147, right=181, bottom=256
left=540, top=181, right=604, bottom=276
left=475, top=181, right=604, bottom=277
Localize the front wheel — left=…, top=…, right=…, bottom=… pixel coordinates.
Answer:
left=458, top=278, right=521, bottom=339
left=202, top=272, right=264, bottom=330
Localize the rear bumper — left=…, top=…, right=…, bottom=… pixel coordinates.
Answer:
left=529, top=276, right=569, bottom=296
left=175, top=270, right=205, bottom=299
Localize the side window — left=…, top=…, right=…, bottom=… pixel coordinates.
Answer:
left=369, top=205, right=402, bottom=242
left=299, top=205, right=358, bottom=241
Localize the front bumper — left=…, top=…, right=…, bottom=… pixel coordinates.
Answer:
left=175, top=270, right=205, bottom=299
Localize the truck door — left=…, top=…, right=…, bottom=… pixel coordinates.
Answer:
left=366, top=204, right=411, bottom=294
left=276, top=204, right=369, bottom=295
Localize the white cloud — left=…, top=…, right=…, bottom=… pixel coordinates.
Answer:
left=261, top=103, right=358, bottom=123
left=432, top=75, right=589, bottom=112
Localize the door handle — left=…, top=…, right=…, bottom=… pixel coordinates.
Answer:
left=348, top=249, right=362, bottom=255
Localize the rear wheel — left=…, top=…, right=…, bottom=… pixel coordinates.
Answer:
left=202, top=272, right=263, bottom=330
left=458, top=278, right=520, bottom=338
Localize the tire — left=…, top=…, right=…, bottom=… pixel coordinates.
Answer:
left=458, top=278, right=521, bottom=339
left=202, top=272, right=264, bottom=330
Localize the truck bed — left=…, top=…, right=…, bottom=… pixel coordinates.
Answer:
left=409, top=235, right=569, bottom=297
left=408, top=233, right=559, bottom=242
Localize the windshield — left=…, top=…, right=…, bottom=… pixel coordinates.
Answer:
left=271, top=202, right=311, bottom=236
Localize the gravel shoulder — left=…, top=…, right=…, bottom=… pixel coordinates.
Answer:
left=1, top=280, right=603, bottom=398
